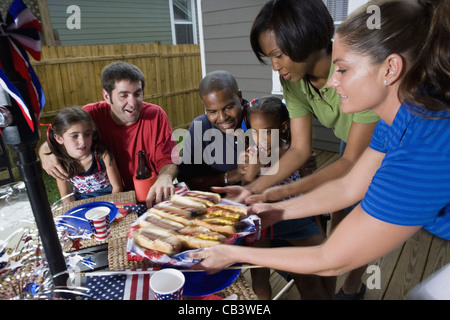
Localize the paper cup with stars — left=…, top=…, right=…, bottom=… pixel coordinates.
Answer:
left=150, top=268, right=185, bottom=300
left=85, top=206, right=111, bottom=241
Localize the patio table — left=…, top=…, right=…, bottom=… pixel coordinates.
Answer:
left=53, top=191, right=257, bottom=300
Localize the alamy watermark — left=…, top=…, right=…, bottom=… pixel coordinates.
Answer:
left=66, top=5, right=81, bottom=30
left=366, top=4, right=381, bottom=30
left=366, top=264, right=381, bottom=290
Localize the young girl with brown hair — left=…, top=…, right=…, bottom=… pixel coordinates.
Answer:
left=45, top=107, right=122, bottom=203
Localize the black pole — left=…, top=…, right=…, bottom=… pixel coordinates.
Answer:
left=0, top=37, right=70, bottom=298
left=12, top=139, right=71, bottom=295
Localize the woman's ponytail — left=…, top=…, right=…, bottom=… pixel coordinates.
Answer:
left=399, top=0, right=450, bottom=111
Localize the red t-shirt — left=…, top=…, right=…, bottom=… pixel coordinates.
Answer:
left=83, top=101, right=177, bottom=191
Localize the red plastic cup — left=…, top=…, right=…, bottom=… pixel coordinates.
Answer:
left=133, top=173, right=157, bottom=203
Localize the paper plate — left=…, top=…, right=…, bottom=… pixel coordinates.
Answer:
left=56, top=201, right=118, bottom=235
left=181, top=266, right=241, bottom=297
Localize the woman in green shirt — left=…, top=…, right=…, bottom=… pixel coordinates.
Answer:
left=217, top=0, right=378, bottom=203
left=213, top=0, right=379, bottom=299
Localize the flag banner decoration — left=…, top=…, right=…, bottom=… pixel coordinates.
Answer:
left=0, top=0, right=45, bottom=131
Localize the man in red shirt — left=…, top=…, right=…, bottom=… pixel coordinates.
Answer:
left=39, top=62, right=178, bottom=207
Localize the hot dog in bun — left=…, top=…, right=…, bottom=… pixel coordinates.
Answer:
left=169, top=191, right=221, bottom=210
left=206, top=205, right=247, bottom=220
left=206, top=204, right=247, bottom=218
left=185, top=191, right=221, bottom=204
left=140, top=212, right=185, bottom=230
left=133, top=226, right=182, bottom=255
left=177, top=226, right=227, bottom=249
left=149, top=205, right=193, bottom=226
left=193, top=204, right=246, bottom=236
left=193, top=217, right=238, bottom=236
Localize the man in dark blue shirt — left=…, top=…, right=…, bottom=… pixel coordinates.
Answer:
left=177, top=70, right=250, bottom=191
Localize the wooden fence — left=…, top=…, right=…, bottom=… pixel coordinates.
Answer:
left=32, top=43, right=204, bottom=145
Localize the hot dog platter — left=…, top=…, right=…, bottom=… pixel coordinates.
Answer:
left=126, top=190, right=260, bottom=267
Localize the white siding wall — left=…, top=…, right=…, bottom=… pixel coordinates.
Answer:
left=202, top=0, right=272, bottom=101
left=47, top=0, right=173, bottom=45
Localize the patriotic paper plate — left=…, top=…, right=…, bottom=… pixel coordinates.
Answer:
left=55, top=201, right=118, bottom=236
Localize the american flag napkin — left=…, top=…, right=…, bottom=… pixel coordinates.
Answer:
left=82, top=269, right=155, bottom=300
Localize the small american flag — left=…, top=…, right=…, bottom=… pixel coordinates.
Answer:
left=82, top=269, right=155, bottom=300
left=117, top=203, right=147, bottom=215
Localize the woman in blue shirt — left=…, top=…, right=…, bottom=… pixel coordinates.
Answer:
left=191, top=0, right=450, bottom=285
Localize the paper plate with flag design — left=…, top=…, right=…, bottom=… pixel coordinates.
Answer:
left=55, top=201, right=118, bottom=236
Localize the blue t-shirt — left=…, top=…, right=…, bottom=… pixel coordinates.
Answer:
left=361, top=102, right=450, bottom=240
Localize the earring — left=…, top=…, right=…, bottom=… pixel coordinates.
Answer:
left=384, top=79, right=388, bottom=85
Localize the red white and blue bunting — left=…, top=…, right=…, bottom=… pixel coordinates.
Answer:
left=0, top=0, right=45, bottom=131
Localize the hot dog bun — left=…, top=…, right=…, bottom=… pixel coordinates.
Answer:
left=208, top=204, right=247, bottom=217
left=177, top=225, right=227, bottom=248
left=156, top=204, right=192, bottom=216
left=192, top=204, right=245, bottom=236
left=170, top=194, right=215, bottom=209
left=193, top=218, right=236, bottom=236
left=133, top=227, right=182, bottom=255
left=177, top=235, right=221, bottom=249
left=140, top=212, right=185, bottom=230
left=149, top=205, right=192, bottom=226
left=185, top=191, right=221, bottom=204
left=178, top=225, right=226, bottom=242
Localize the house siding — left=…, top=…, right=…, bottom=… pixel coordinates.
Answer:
left=202, top=0, right=271, bottom=101
left=47, top=0, right=173, bottom=46
left=201, top=0, right=340, bottom=152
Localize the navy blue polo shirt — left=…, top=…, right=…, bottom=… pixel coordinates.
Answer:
left=177, top=101, right=250, bottom=183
